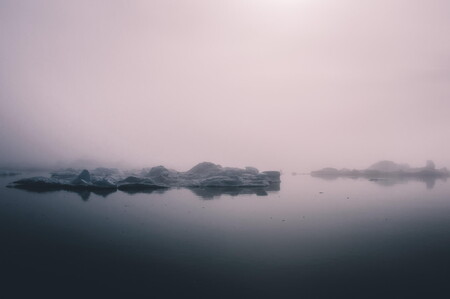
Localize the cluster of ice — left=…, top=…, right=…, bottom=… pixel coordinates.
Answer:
left=311, top=160, right=449, bottom=179
left=7, top=162, right=281, bottom=192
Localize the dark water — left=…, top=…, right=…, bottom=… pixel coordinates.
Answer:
left=1, top=173, right=450, bottom=298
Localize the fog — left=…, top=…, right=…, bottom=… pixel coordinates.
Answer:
left=1, top=0, right=449, bottom=172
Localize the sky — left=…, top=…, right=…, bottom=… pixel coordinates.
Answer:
left=0, top=0, right=449, bottom=172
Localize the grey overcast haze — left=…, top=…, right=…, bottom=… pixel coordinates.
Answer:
left=1, top=0, right=450, bottom=171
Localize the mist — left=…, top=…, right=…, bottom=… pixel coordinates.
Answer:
left=1, top=0, right=449, bottom=172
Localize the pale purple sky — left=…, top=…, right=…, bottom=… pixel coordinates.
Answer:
left=1, top=0, right=449, bottom=171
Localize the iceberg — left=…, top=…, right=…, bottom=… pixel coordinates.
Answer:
left=117, top=176, right=169, bottom=191
left=311, top=160, right=449, bottom=178
left=311, top=160, right=449, bottom=189
left=9, top=169, right=118, bottom=191
left=7, top=162, right=281, bottom=194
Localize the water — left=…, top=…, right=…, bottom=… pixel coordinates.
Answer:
left=1, top=173, right=450, bottom=298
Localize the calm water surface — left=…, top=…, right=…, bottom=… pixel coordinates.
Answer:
left=1, top=173, right=450, bottom=298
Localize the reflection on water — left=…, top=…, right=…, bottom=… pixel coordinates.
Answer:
left=13, top=186, right=117, bottom=201
left=189, top=182, right=280, bottom=199
left=10, top=182, right=281, bottom=200
left=118, top=188, right=168, bottom=196
left=2, top=174, right=450, bottom=298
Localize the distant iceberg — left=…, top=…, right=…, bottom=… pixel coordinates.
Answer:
left=311, top=160, right=449, bottom=189
left=0, top=170, right=21, bottom=177
left=7, top=162, right=281, bottom=193
left=311, top=160, right=449, bottom=178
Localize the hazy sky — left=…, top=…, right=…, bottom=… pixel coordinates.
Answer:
left=1, top=0, right=449, bottom=171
